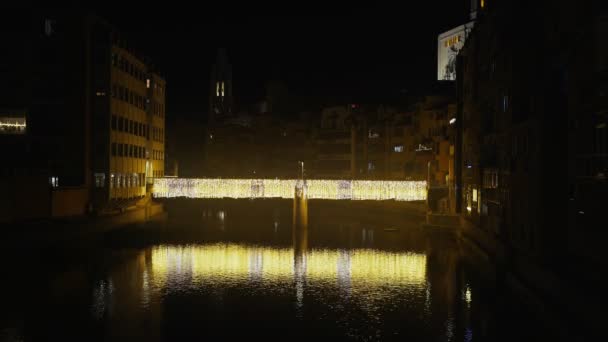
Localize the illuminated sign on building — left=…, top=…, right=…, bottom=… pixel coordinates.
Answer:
left=437, top=22, right=474, bottom=81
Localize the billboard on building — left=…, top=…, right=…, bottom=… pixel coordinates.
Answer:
left=437, top=22, right=475, bottom=81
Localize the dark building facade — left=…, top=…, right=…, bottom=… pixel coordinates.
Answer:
left=0, top=11, right=165, bottom=220
left=312, top=98, right=455, bottom=184
left=458, top=0, right=560, bottom=261
left=456, top=0, right=608, bottom=319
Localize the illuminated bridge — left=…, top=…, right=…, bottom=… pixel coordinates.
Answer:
left=152, top=178, right=427, bottom=201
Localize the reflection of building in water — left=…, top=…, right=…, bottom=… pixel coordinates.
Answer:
left=424, top=234, right=466, bottom=340
left=148, top=244, right=426, bottom=288
left=89, top=250, right=162, bottom=341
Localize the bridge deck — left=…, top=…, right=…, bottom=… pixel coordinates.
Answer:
left=153, top=178, right=427, bottom=201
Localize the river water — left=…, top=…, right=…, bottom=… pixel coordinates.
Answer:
left=0, top=200, right=554, bottom=341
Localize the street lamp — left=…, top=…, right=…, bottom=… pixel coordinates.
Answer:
left=298, top=161, right=304, bottom=180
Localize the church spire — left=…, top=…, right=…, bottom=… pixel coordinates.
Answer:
left=209, top=48, right=233, bottom=124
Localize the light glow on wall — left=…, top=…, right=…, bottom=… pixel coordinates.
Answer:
left=152, top=178, right=427, bottom=201
left=0, top=117, right=26, bottom=134
left=0, top=121, right=26, bottom=128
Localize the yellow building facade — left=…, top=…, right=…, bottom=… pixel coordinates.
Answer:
left=109, top=47, right=148, bottom=200
left=148, top=73, right=166, bottom=180
left=105, top=46, right=165, bottom=205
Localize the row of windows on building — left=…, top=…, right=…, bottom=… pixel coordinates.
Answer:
left=152, top=149, right=164, bottom=160
left=152, top=81, right=165, bottom=96
left=111, top=143, right=147, bottom=159
left=112, top=53, right=147, bottom=83
left=111, top=173, right=145, bottom=189
left=112, top=84, right=146, bottom=111
left=152, top=101, right=165, bottom=118
left=153, top=170, right=164, bottom=177
left=111, top=114, right=149, bottom=139
left=152, top=126, right=164, bottom=142
left=94, top=172, right=145, bottom=188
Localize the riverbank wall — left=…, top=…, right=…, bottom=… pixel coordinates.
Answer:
left=457, top=217, right=593, bottom=340
left=1, top=201, right=166, bottom=250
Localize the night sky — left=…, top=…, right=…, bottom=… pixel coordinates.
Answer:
left=91, top=3, right=468, bottom=120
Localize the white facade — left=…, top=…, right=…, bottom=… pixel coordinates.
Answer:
left=437, top=22, right=475, bottom=81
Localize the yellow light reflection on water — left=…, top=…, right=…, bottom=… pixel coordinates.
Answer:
left=305, top=249, right=341, bottom=280
left=350, top=249, right=427, bottom=285
left=149, top=244, right=426, bottom=289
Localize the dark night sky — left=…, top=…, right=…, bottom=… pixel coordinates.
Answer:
left=90, top=3, right=469, bottom=120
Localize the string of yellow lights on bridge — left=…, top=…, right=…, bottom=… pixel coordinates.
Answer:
left=153, top=178, right=427, bottom=201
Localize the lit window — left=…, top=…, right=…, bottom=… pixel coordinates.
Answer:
left=94, top=173, right=106, bottom=188
left=472, top=189, right=477, bottom=202
left=49, top=176, right=59, bottom=188
left=110, top=173, right=115, bottom=188
left=146, top=79, right=150, bottom=88
left=221, top=81, right=225, bottom=97
left=216, top=82, right=220, bottom=97
left=449, top=118, right=456, bottom=125
left=44, top=19, right=54, bottom=36
left=368, top=162, right=375, bottom=171
left=481, top=0, right=485, bottom=8
left=394, top=145, right=404, bottom=152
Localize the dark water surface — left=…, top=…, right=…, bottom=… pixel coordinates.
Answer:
left=1, top=200, right=554, bottom=341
